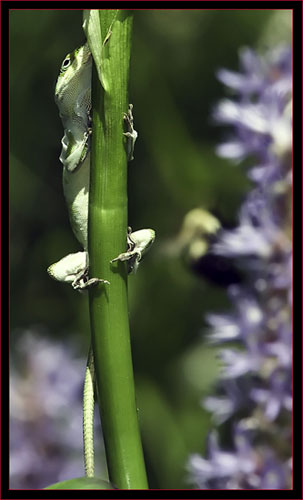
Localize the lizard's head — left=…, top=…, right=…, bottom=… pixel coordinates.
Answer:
left=55, top=43, right=92, bottom=110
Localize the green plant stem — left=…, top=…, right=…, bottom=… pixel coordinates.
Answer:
left=86, top=10, right=148, bottom=489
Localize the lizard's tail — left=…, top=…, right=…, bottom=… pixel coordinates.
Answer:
left=83, top=344, right=95, bottom=477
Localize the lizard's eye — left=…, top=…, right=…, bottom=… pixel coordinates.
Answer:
left=61, top=56, right=71, bottom=71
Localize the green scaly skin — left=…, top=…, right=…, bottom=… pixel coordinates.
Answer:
left=49, top=44, right=97, bottom=478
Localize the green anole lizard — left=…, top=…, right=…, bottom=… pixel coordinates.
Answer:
left=47, top=43, right=155, bottom=477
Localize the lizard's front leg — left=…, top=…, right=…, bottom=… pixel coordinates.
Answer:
left=123, top=104, right=138, bottom=161
left=111, top=227, right=155, bottom=274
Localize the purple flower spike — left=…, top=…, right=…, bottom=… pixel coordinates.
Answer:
left=188, top=45, right=292, bottom=489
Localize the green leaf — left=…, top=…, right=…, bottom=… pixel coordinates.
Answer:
left=83, top=9, right=118, bottom=89
left=45, top=477, right=114, bottom=489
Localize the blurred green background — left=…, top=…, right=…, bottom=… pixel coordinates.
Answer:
left=10, top=9, right=291, bottom=489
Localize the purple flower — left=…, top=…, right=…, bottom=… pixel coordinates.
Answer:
left=215, top=46, right=292, bottom=186
left=189, top=425, right=289, bottom=489
left=250, top=368, right=292, bottom=421
left=188, top=46, right=292, bottom=489
left=203, top=379, right=252, bottom=424
left=207, top=289, right=264, bottom=346
left=10, top=329, right=106, bottom=489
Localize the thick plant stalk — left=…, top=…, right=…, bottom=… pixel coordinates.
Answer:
left=84, top=10, right=148, bottom=489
